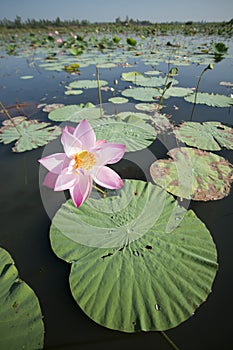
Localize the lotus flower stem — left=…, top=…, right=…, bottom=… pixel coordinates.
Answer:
left=159, top=66, right=177, bottom=107
left=96, top=66, right=103, bottom=118
left=93, top=185, right=106, bottom=198
left=159, top=331, right=180, bottom=350
left=190, top=63, right=214, bottom=120
left=0, top=102, right=22, bottom=135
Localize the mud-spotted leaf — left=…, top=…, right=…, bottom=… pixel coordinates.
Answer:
left=150, top=147, right=233, bottom=201
left=69, top=80, right=108, bottom=89
left=50, top=180, right=218, bottom=332
left=0, top=118, right=61, bottom=152
left=175, top=121, right=233, bottom=150
left=152, top=112, right=173, bottom=133
left=42, top=103, right=65, bottom=113
left=0, top=247, right=44, bottom=349
left=135, top=103, right=163, bottom=112
left=90, top=116, right=156, bottom=152
left=184, top=92, right=233, bottom=107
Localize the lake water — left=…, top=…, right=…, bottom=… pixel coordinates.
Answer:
left=0, top=33, right=233, bottom=349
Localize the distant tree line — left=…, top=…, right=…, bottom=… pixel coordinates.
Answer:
left=0, top=15, right=232, bottom=36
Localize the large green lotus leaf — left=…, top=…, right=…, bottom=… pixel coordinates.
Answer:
left=150, top=147, right=233, bottom=201
left=50, top=180, right=218, bottom=332
left=48, top=104, right=100, bottom=122
left=90, top=116, right=156, bottom=152
left=116, top=111, right=151, bottom=120
left=0, top=118, right=61, bottom=152
left=121, top=72, right=178, bottom=87
left=175, top=121, right=233, bottom=150
left=0, top=247, right=44, bottom=349
left=184, top=92, right=233, bottom=107
left=69, top=80, right=108, bottom=89
left=157, top=87, right=194, bottom=98
left=122, top=87, right=160, bottom=102
left=133, top=77, right=178, bottom=88
left=48, top=105, right=84, bottom=121
left=121, top=71, right=144, bottom=81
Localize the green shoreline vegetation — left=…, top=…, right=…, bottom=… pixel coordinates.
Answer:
left=0, top=16, right=232, bottom=37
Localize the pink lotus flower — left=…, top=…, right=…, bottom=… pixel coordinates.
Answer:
left=56, top=38, right=63, bottom=44
left=39, top=119, right=125, bottom=207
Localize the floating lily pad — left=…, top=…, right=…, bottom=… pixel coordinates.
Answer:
left=121, top=71, right=144, bottom=81
left=108, top=97, right=129, bottom=104
left=42, top=103, right=65, bottom=113
left=64, top=89, right=83, bottom=95
left=0, top=118, right=61, bottom=152
left=20, top=75, right=34, bottom=79
left=219, top=81, right=233, bottom=87
left=91, top=116, right=156, bottom=152
left=1, top=116, right=26, bottom=125
left=184, top=92, right=233, bottom=107
left=144, top=70, right=162, bottom=75
left=116, top=111, right=151, bottom=120
left=97, top=62, right=118, bottom=68
left=69, top=80, right=108, bottom=89
left=0, top=247, right=44, bottom=349
left=121, top=72, right=178, bottom=87
left=48, top=103, right=99, bottom=122
left=122, top=87, right=160, bottom=102
left=135, top=103, right=163, bottom=111
left=50, top=180, right=217, bottom=332
left=175, top=121, right=233, bottom=150
left=157, top=87, right=194, bottom=98
left=150, top=147, right=233, bottom=201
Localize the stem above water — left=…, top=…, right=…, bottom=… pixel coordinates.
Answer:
left=190, top=63, right=214, bottom=121
left=93, top=185, right=106, bottom=198
left=0, top=102, right=22, bottom=135
left=159, top=331, right=180, bottom=350
left=96, top=66, right=103, bottom=118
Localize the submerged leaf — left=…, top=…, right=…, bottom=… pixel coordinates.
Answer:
left=150, top=147, right=233, bottom=201
left=175, top=121, right=233, bottom=150
left=0, top=247, right=44, bottom=349
left=0, top=118, right=61, bottom=152
left=50, top=180, right=217, bottom=332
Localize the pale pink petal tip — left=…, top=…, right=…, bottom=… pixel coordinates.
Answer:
left=73, top=119, right=96, bottom=149
left=93, top=166, right=124, bottom=190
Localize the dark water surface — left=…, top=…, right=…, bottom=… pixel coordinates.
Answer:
left=0, top=35, right=233, bottom=349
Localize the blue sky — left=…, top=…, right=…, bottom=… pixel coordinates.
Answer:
left=1, top=0, right=232, bottom=22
